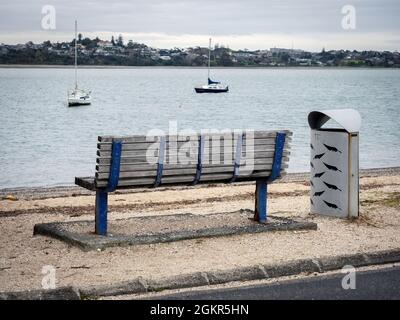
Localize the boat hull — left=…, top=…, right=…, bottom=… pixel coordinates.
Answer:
left=68, top=101, right=91, bottom=107
left=68, top=98, right=91, bottom=106
left=195, top=87, right=229, bottom=93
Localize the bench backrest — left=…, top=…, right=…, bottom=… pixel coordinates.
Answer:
left=94, top=130, right=292, bottom=190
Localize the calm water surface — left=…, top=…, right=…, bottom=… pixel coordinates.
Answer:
left=0, top=67, right=399, bottom=188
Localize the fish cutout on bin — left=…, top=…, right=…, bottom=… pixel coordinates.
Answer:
left=310, top=143, right=314, bottom=150
left=323, top=143, right=342, bottom=153
left=310, top=161, right=314, bottom=168
left=323, top=200, right=341, bottom=210
left=313, top=190, right=325, bottom=197
left=323, top=181, right=342, bottom=191
left=314, top=172, right=325, bottom=178
left=323, top=162, right=342, bottom=172
left=314, top=153, right=325, bottom=159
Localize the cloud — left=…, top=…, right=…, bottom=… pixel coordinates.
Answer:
left=0, top=0, right=399, bottom=50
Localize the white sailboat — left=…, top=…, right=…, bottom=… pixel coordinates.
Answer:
left=68, top=20, right=91, bottom=107
left=194, top=38, right=229, bottom=93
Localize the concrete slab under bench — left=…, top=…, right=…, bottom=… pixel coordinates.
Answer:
left=33, top=210, right=317, bottom=251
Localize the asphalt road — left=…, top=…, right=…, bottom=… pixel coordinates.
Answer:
left=157, top=265, right=400, bottom=300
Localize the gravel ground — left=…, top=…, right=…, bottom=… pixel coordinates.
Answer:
left=0, top=168, right=399, bottom=293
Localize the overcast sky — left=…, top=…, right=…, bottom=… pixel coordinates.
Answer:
left=0, top=0, right=399, bottom=51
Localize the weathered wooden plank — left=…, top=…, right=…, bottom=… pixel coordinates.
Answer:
left=75, top=177, right=96, bottom=190
left=96, top=150, right=290, bottom=163
left=96, top=145, right=290, bottom=158
left=95, top=163, right=289, bottom=180
left=95, top=156, right=287, bottom=167
left=95, top=157, right=290, bottom=173
left=96, top=142, right=291, bottom=158
left=94, top=169, right=286, bottom=188
left=96, top=155, right=289, bottom=166
left=98, top=130, right=293, bottom=143
left=96, top=136, right=292, bottom=151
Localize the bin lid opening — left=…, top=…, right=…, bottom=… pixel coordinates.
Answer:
left=308, top=109, right=361, bottom=133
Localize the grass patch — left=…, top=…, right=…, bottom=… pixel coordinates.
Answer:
left=361, top=192, right=400, bottom=208
left=381, top=192, right=400, bottom=208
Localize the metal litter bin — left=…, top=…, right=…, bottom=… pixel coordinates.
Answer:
left=308, top=109, right=361, bottom=218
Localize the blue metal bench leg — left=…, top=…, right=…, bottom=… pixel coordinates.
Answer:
left=254, top=132, right=286, bottom=223
left=255, top=180, right=268, bottom=223
left=95, top=190, right=108, bottom=235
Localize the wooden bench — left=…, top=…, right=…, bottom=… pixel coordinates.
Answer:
left=76, top=130, right=292, bottom=235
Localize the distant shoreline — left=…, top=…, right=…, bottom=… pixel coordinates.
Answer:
left=0, top=64, right=399, bottom=70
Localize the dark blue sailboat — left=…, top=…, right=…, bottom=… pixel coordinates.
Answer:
left=195, top=38, right=229, bottom=93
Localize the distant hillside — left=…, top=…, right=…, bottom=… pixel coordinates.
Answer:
left=1, top=37, right=399, bottom=67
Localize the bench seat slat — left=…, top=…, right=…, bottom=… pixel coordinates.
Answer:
left=95, top=156, right=290, bottom=173
left=75, top=177, right=97, bottom=191
left=95, top=163, right=289, bottom=179
left=98, top=130, right=292, bottom=143
left=96, top=150, right=290, bottom=163
left=93, top=169, right=286, bottom=188
left=96, top=142, right=291, bottom=157
left=96, top=154, right=290, bottom=166
left=96, top=137, right=292, bottom=151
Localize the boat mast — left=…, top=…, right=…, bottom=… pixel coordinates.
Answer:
left=74, top=20, right=78, bottom=90
left=208, top=38, right=211, bottom=80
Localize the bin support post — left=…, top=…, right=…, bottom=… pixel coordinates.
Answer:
left=255, top=180, right=268, bottom=223
left=95, top=190, right=108, bottom=235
